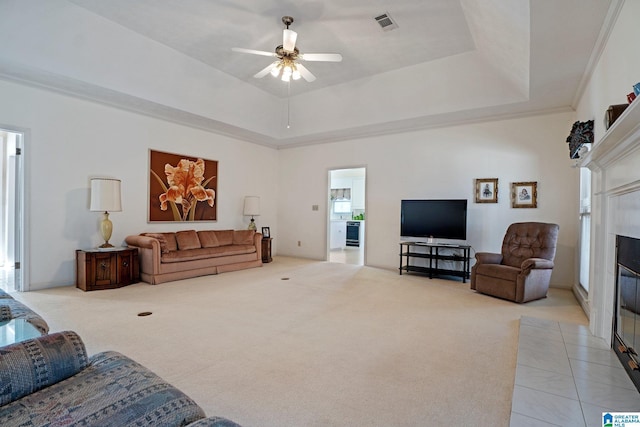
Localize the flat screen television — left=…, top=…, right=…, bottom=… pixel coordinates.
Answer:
left=400, top=199, right=467, bottom=240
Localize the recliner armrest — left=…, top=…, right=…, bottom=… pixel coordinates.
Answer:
left=475, top=252, right=503, bottom=265
left=521, top=257, right=554, bottom=271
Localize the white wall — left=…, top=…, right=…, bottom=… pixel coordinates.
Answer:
left=575, top=1, right=640, bottom=140
left=277, top=112, right=580, bottom=287
left=0, top=79, right=279, bottom=290
left=573, top=0, right=640, bottom=339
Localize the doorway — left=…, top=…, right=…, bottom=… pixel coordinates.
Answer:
left=328, top=167, right=365, bottom=265
left=0, top=128, right=25, bottom=292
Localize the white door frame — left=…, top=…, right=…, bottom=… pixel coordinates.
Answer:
left=326, top=166, right=367, bottom=265
left=1, top=125, right=28, bottom=292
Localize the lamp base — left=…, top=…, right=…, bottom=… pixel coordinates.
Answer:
left=99, top=211, right=114, bottom=249
left=248, top=217, right=257, bottom=231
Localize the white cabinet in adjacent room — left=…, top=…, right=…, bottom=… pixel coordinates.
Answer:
left=352, top=177, right=365, bottom=209
left=330, top=220, right=346, bottom=249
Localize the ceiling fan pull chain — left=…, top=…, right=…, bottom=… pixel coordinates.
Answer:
left=287, top=80, right=291, bottom=129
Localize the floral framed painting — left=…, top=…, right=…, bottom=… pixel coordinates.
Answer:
left=511, top=181, right=537, bottom=208
left=475, top=178, right=498, bottom=203
left=149, top=149, right=218, bottom=222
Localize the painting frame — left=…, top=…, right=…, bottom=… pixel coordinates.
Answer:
left=262, top=227, right=271, bottom=238
left=148, top=149, right=218, bottom=222
left=511, top=181, right=537, bottom=208
left=475, top=178, right=498, bottom=203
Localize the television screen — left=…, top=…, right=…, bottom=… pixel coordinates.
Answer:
left=401, top=199, right=467, bottom=240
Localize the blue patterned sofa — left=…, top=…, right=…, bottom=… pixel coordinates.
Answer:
left=0, top=289, right=49, bottom=334
left=0, top=331, right=241, bottom=427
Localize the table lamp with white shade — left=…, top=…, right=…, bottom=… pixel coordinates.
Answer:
left=243, top=196, right=260, bottom=230
left=90, top=178, right=122, bottom=248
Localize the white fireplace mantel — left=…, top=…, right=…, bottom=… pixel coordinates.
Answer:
left=579, top=98, right=640, bottom=342
left=580, top=99, right=640, bottom=172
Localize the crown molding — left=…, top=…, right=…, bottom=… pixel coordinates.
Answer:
left=572, top=0, right=625, bottom=108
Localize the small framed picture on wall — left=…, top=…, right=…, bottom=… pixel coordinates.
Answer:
left=511, top=181, right=537, bottom=208
left=261, top=227, right=271, bottom=238
left=475, top=178, right=498, bottom=203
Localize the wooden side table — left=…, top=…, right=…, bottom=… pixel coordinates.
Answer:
left=76, top=247, right=139, bottom=291
left=261, top=238, right=273, bottom=263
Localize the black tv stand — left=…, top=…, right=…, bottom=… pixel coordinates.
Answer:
left=399, top=241, right=471, bottom=283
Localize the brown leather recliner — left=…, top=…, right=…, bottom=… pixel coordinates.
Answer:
left=470, top=222, right=559, bottom=303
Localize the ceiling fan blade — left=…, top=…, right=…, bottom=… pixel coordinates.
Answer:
left=254, top=62, right=278, bottom=79
left=231, top=47, right=277, bottom=57
left=296, top=63, right=316, bottom=82
left=282, top=29, right=297, bottom=52
left=300, top=53, right=343, bottom=62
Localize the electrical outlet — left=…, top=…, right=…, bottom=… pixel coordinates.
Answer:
left=312, top=205, right=319, bottom=211
left=297, top=241, right=301, bottom=247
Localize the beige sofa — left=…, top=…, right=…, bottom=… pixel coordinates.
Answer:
left=125, top=229, right=262, bottom=284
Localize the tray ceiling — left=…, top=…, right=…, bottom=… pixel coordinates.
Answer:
left=0, top=0, right=614, bottom=147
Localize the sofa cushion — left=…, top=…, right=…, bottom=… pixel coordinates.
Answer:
left=0, top=331, right=89, bottom=406
left=233, top=230, right=255, bottom=245
left=0, top=349, right=207, bottom=426
left=475, top=264, right=520, bottom=282
left=176, top=230, right=202, bottom=250
left=198, top=230, right=220, bottom=248
left=143, top=233, right=170, bottom=254
left=215, top=230, right=234, bottom=246
left=161, top=245, right=257, bottom=263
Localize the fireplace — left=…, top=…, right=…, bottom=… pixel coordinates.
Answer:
left=614, top=235, right=640, bottom=392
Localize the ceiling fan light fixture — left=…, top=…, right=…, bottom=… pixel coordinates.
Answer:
left=292, top=69, right=301, bottom=80
left=283, top=29, right=297, bottom=52
left=270, top=63, right=281, bottom=77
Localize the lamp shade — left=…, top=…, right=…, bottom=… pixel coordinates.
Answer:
left=243, top=196, right=260, bottom=216
left=90, top=178, right=122, bottom=212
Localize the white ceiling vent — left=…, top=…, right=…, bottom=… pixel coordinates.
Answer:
left=374, top=12, right=398, bottom=31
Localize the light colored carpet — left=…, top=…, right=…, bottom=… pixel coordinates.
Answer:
left=12, top=257, right=588, bottom=427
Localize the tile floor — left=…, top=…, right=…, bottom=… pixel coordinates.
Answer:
left=329, top=246, right=364, bottom=265
left=511, top=316, right=640, bottom=427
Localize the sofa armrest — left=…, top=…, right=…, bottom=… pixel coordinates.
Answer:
left=125, top=234, right=160, bottom=250
left=126, top=235, right=163, bottom=275
left=0, top=331, right=89, bottom=406
left=475, top=252, right=503, bottom=265
left=0, top=305, right=11, bottom=321
left=254, top=232, right=263, bottom=261
left=521, top=257, right=554, bottom=272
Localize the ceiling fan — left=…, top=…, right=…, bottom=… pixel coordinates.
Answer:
left=232, top=16, right=342, bottom=83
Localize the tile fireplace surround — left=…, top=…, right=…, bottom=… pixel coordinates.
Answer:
left=579, top=99, right=640, bottom=347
